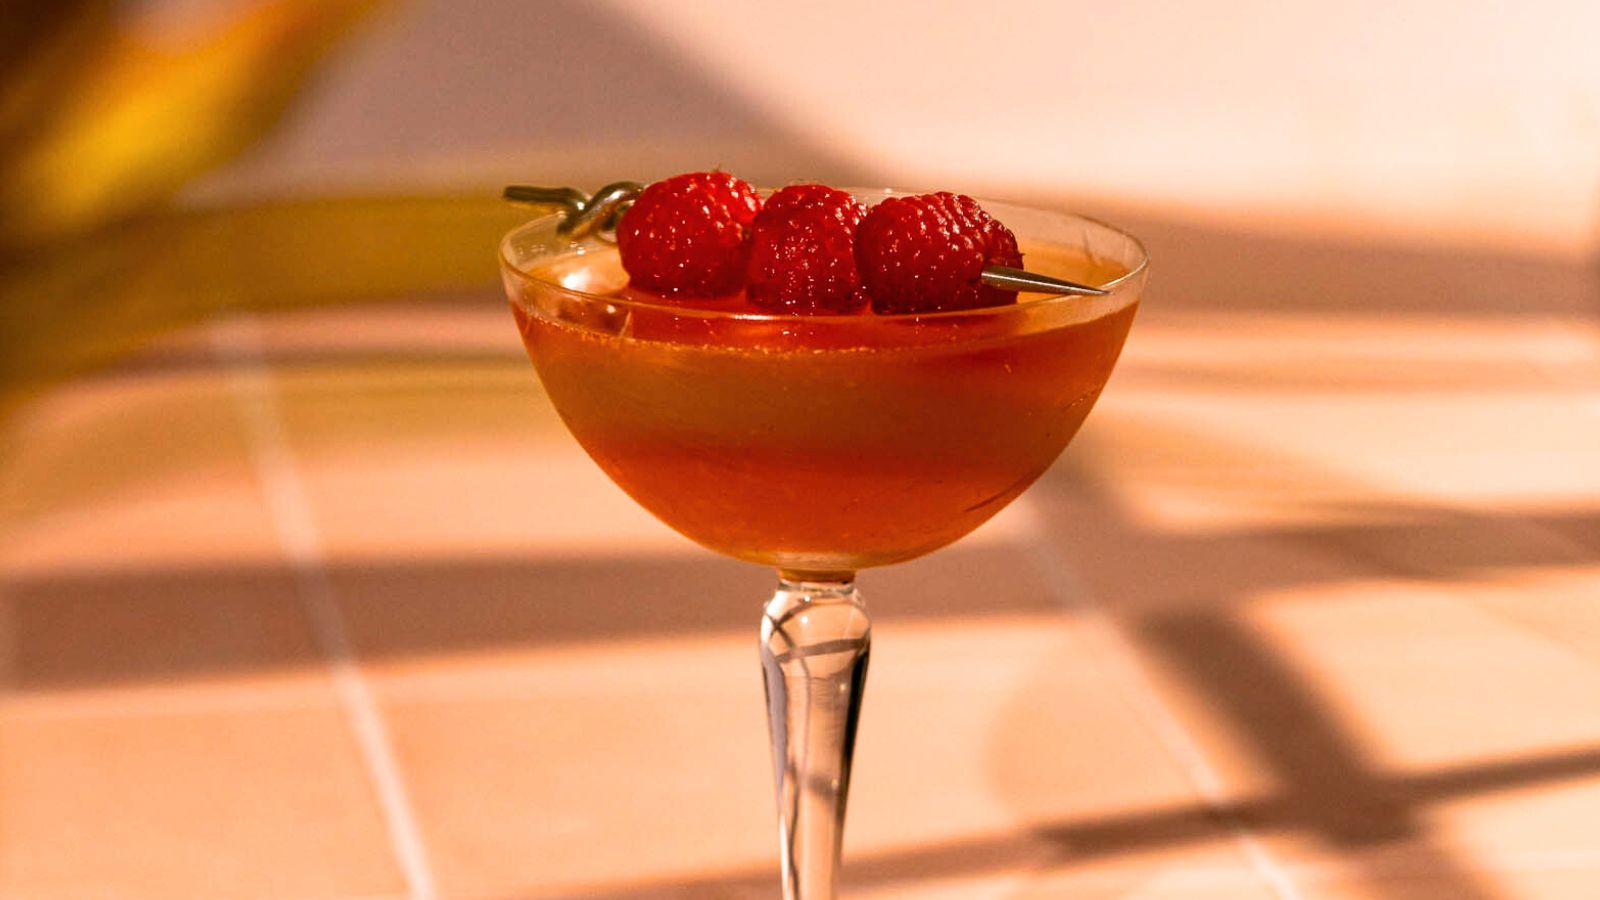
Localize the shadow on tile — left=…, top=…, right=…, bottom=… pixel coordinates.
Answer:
left=9, top=476, right=1600, bottom=898
left=480, top=737, right=1600, bottom=898
left=8, top=476, right=1597, bottom=694
left=0, top=541, right=1057, bottom=691
left=1107, top=210, right=1600, bottom=320
left=986, top=464, right=1600, bottom=900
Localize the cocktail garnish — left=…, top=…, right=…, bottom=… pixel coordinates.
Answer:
left=854, top=191, right=1023, bottom=313
left=978, top=265, right=1108, bottom=296
left=747, top=184, right=868, bottom=314
left=503, top=175, right=1110, bottom=309
left=502, top=181, right=642, bottom=240
left=614, top=171, right=762, bottom=297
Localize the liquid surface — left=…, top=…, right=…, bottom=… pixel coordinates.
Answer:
left=509, top=244, right=1140, bottom=573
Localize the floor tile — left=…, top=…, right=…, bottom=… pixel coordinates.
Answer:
left=0, top=701, right=404, bottom=898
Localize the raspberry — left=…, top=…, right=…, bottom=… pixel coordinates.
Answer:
left=855, top=192, right=1023, bottom=314
left=760, top=183, right=857, bottom=219
left=746, top=185, right=868, bottom=314
left=617, top=171, right=762, bottom=297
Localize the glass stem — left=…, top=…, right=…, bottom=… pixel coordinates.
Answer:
left=760, top=573, right=871, bottom=900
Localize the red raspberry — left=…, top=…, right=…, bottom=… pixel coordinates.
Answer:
left=855, top=192, right=1023, bottom=314
left=617, top=171, right=762, bottom=297
left=760, top=183, right=857, bottom=219
left=746, top=184, right=868, bottom=314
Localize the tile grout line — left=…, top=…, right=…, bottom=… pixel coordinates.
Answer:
left=210, top=315, right=439, bottom=900
left=1016, top=496, right=1304, bottom=900
left=1441, top=321, right=1600, bottom=664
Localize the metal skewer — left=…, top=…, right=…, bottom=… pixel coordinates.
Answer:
left=979, top=265, right=1108, bottom=297
left=503, top=183, right=1111, bottom=297
left=503, top=181, right=643, bottom=240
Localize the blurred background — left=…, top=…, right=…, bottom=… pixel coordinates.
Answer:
left=3, top=1, right=1599, bottom=898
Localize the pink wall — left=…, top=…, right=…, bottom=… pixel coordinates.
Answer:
left=191, top=0, right=1600, bottom=256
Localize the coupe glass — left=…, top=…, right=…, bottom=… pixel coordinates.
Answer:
left=500, top=191, right=1147, bottom=899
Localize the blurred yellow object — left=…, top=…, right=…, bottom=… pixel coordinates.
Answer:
left=0, top=194, right=534, bottom=413
left=0, top=0, right=377, bottom=252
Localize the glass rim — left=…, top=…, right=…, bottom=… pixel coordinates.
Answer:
left=499, top=189, right=1149, bottom=324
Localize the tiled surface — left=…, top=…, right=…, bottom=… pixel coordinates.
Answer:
left=3, top=238, right=1599, bottom=899
left=0, top=701, right=404, bottom=898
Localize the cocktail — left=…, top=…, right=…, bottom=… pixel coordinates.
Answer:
left=499, top=174, right=1147, bottom=899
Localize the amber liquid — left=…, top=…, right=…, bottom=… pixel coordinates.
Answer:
left=510, top=245, right=1138, bottom=573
